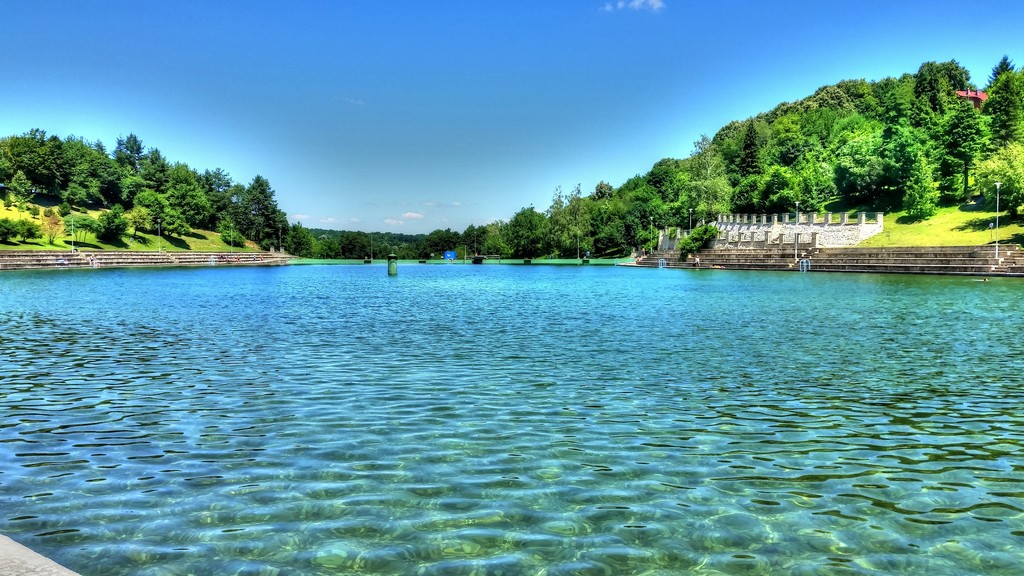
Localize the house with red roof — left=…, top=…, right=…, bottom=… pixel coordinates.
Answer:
left=955, top=89, right=987, bottom=109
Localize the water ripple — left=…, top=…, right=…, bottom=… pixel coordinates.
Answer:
left=1, top=266, right=1023, bottom=574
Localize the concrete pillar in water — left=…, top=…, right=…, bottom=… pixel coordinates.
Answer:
left=387, top=254, right=398, bottom=276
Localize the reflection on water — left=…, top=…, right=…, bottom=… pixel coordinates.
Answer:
left=1, top=265, right=1023, bottom=575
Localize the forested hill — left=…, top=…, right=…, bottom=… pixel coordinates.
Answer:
left=2, top=57, right=1022, bottom=259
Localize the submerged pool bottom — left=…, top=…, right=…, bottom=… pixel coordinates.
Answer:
left=1, top=264, right=1022, bottom=575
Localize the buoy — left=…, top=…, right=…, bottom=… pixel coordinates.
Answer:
left=387, top=254, right=398, bottom=276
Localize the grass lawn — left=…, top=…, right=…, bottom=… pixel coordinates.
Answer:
left=860, top=201, right=1024, bottom=247
left=0, top=202, right=257, bottom=252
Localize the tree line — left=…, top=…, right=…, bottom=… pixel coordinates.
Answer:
left=286, top=56, right=1024, bottom=259
left=0, top=132, right=286, bottom=249
left=4, top=56, right=1022, bottom=258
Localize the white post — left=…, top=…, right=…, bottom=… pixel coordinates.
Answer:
left=996, top=182, right=1002, bottom=260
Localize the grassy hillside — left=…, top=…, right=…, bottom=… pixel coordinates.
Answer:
left=0, top=202, right=257, bottom=252
left=860, top=201, right=1024, bottom=247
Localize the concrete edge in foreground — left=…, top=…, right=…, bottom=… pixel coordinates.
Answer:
left=0, top=535, right=80, bottom=576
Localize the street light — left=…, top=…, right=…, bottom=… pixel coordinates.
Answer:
left=650, top=216, right=654, bottom=253
left=689, top=208, right=693, bottom=234
left=995, top=182, right=1002, bottom=259
left=70, top=214, right=75, bottom=253
left=794, top=201, right=800, bottom=261
left=157, top=219, right=161, bottom=252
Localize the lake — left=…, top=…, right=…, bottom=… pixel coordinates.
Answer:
left=1, top=264, right=1022, bottom=575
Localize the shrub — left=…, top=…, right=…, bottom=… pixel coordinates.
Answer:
left=15, top=219, right=42, bottom=241
left=0, top=218, right=16, bottom=242
left=677, top=224, right=720, bottom=257
left=221, top=229, right=245, bottom=248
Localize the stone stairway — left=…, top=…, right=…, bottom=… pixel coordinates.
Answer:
left=808, top=246, right=1010, bottom=275
left=631, top=245, right=1023, bottom=276
left=0, top=250, right=292, bottom=271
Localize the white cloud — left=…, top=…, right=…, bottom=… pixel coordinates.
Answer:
left=319, top=217, right=337, bottom=224
left=601, top=0, right=664, bottom=11
left=402, top=212, right=425, bottom=219
left=384, top=218, right=404, bottom=226
left=450, top=201, right=463, bottom=207
left=291, top=213, right=311, bottom=221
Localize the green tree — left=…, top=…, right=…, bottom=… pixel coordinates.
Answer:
left=96, top=205, right=129, bottom=242
left=64, top=213, right=97, bottom=243
left=481, top=221, right=511, bottom=257
left=160, top=207, right=190, bottom=238
left=739, top=120, right=762, bottom=178
left=118, top=172, right=148, bottom=206
left=506, top=206, right=548, bottom=258
left=687, top=135, right=732, bottom=221
left=758, top=165, right=798, bottom=212
left=336, top=231, right=370, bottom=259
left=125, top=206, right=153, bottom=239
left=902, top=153, right=939, bottom=219
left=200, top=168, right=235, bottom=229
left=834, top=122, right=885, bottom=203
left=914, top=60, right=971, bottom=116
left=315, top=235, right=340, bottom=259
left=236, top=175, right=282, bottom=248
left=941, top=98, right=989, bottom=202
left=140, top=148, right=170, bottom=193
left=166, top=163, right=212, bottom=227
left=793, top=154, right=835, bottom=211
left=988, top=55, right=1015, bottom=88
left=461, top=224, right=485, bottom=256
left=114, top=133, right=145, bottom=173
left=879, top=123, right=925, bottom=209
left=770, top=113, right=808, bottom=167
left=976, top=142, right=1024, bottom=217
left=421, top=228, right=461, bottom=259
left=593, top=181, right=614, bottom=200
left=284, top=222, right=316, bottom=257
left=984, top=70, right=1024, bottom=147
left=8, top=170, right=33, bottom=203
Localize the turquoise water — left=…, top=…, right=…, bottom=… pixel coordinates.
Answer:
left=1, top=264, right=1023, bottom=575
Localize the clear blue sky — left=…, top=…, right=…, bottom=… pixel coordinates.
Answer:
left=3, top=1, right=1022, bottom=233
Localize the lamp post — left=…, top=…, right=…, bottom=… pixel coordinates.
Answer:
left=995, top=182, right=1002, bottom=259
left=650, top=216, right=654, bottom=253
left=70, top=214, right=75, bottom=253
left=794, top=201, right=800, bottom=261
left=157, top=219, right=162, bottom=252
left=689, top=208, right=693, bottom=234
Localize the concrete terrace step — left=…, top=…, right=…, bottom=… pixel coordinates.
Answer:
left=631, top=245, right=1022, bottom=276
left=0, top=251, right=292, bottom=271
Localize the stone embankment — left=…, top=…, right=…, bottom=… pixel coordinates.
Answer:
left=632, top=245, right=1024, bottom=276
left=0, top=250, right=292, bottom=271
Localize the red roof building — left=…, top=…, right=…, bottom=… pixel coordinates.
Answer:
left=955, top=89, right=988, bottom=109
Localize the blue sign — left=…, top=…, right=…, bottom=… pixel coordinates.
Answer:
left=443, top=250, right=457, bottom=260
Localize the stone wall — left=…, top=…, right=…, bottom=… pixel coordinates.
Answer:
left=708, top=212, right=884, bottom=248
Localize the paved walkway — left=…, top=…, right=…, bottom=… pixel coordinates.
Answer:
left=0, top=535, right=80, bottom=575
